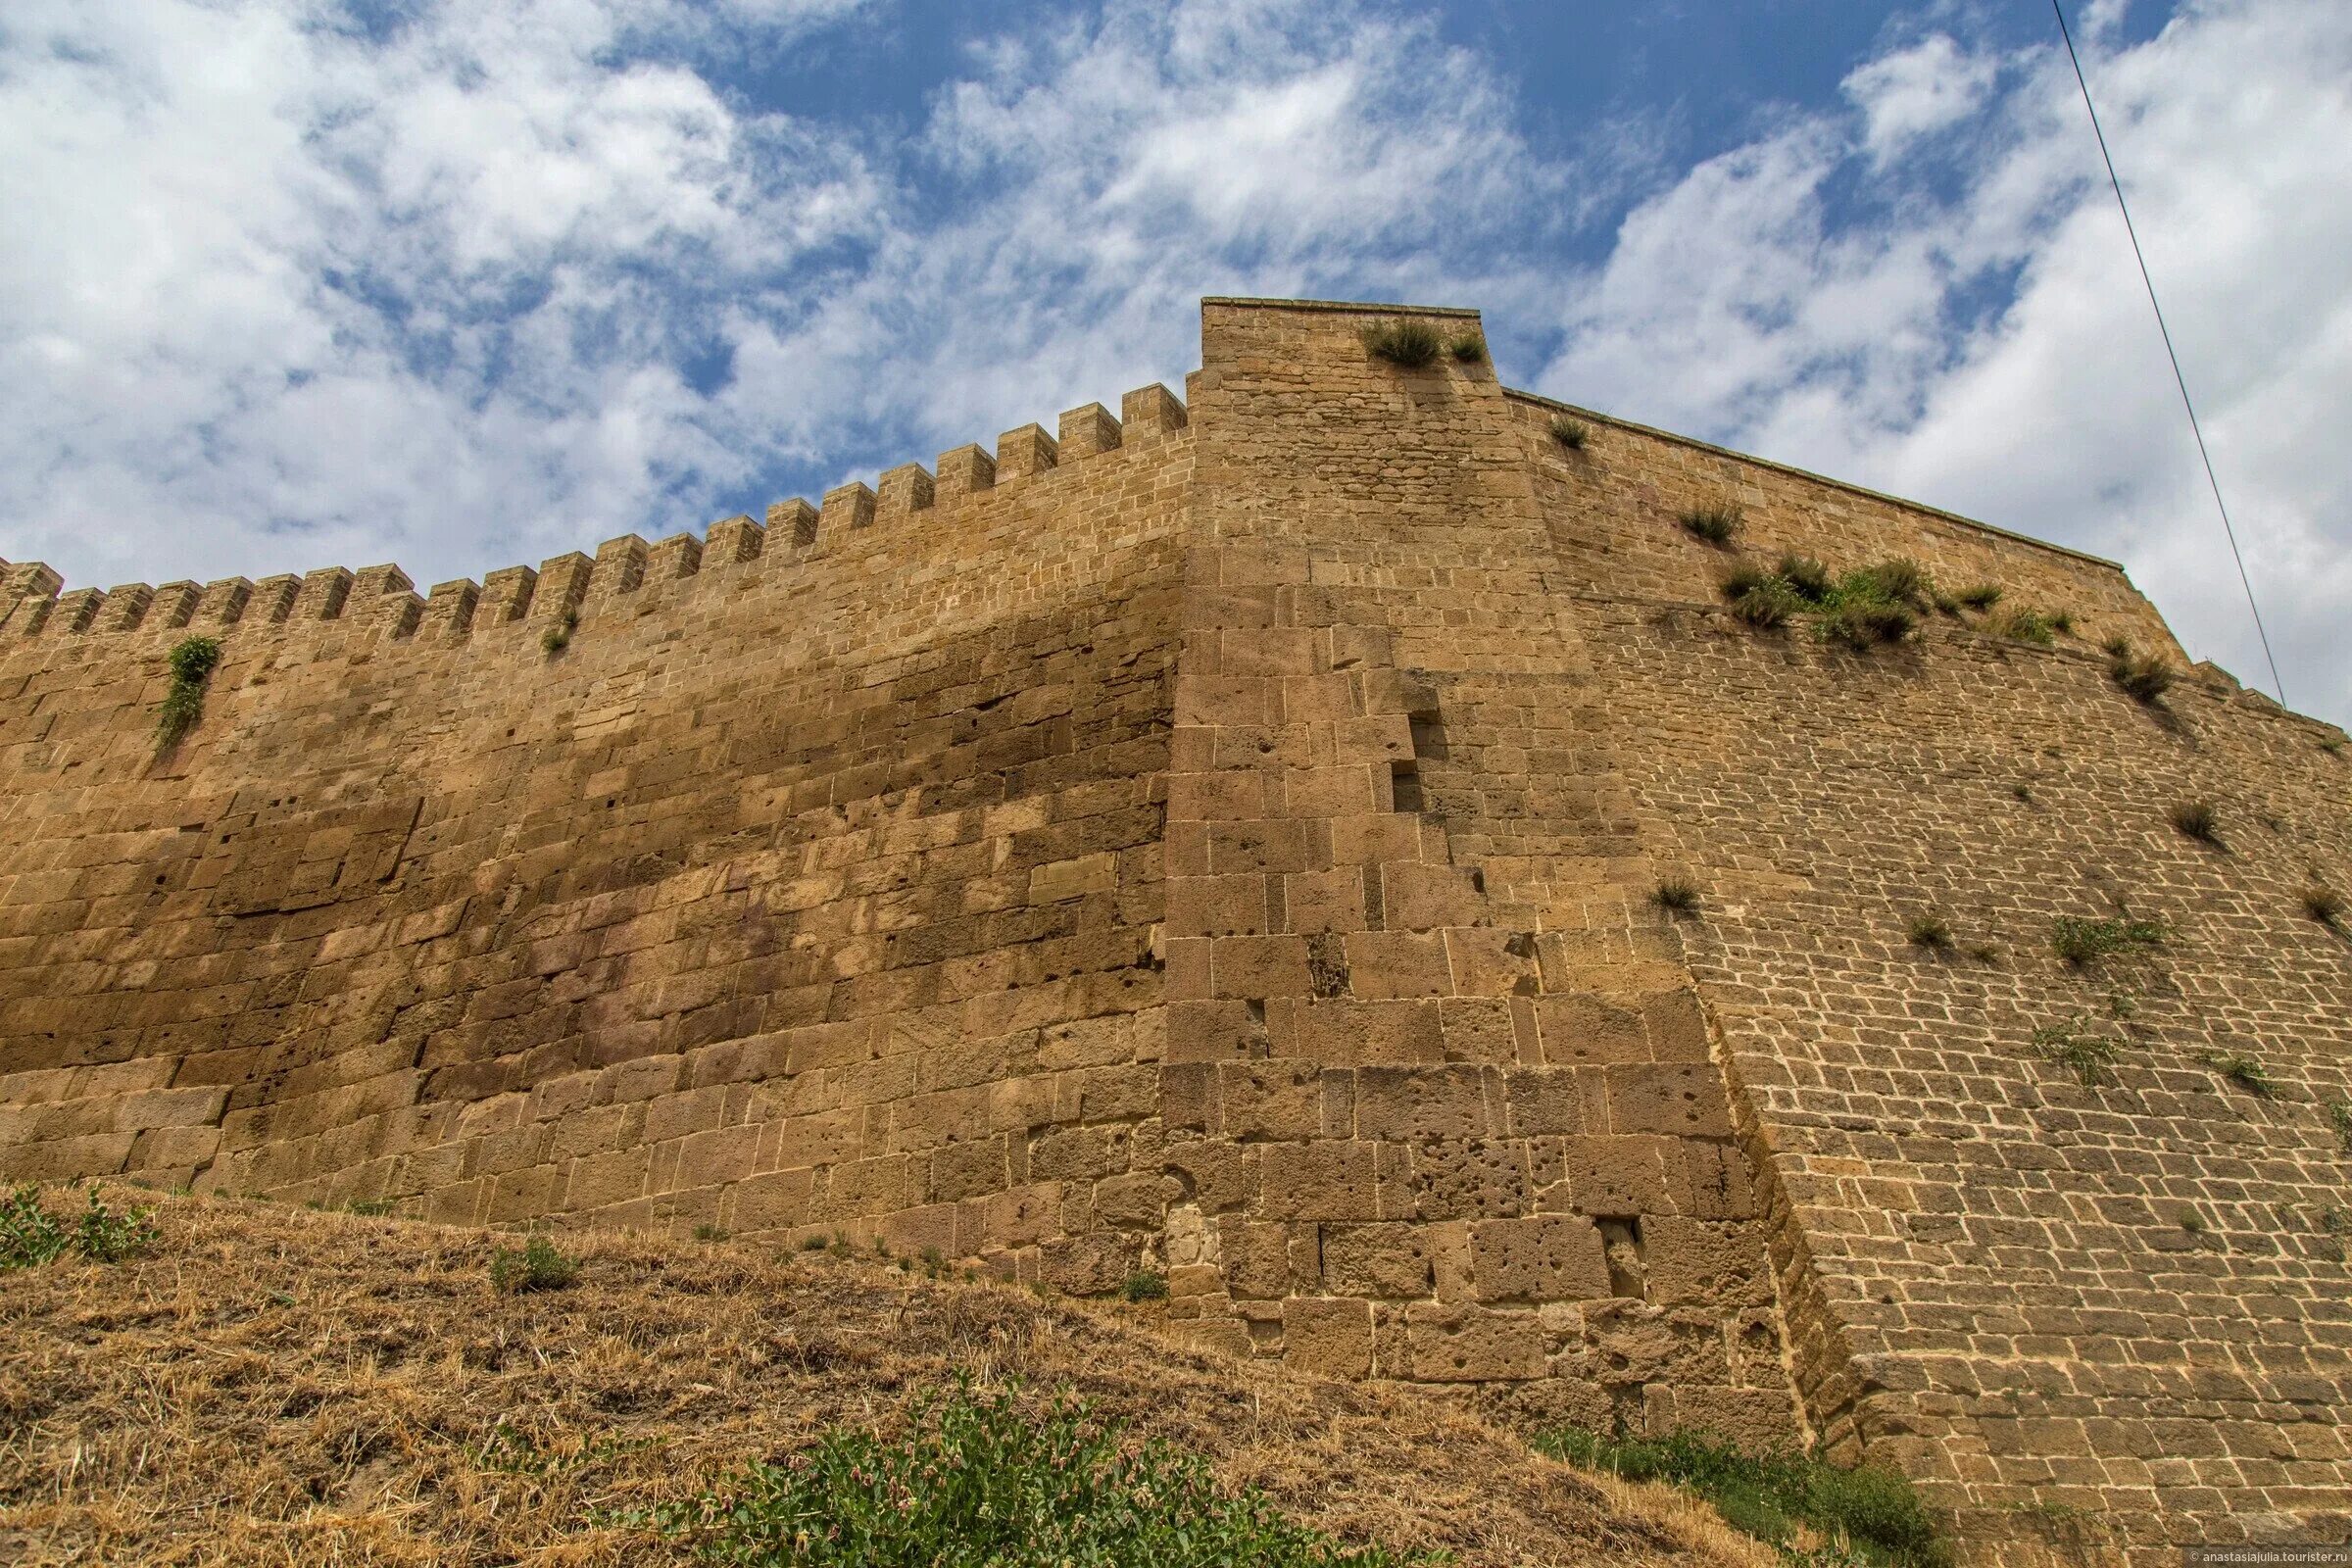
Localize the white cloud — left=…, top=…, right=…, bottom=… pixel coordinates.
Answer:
left=712, top=0, right=1573, bottom=472
left=0, top=0, right=1566, bottom=596
left=1, top=0, right=2346, bottom=728
left=1541, top=1, right=2352, bottom=724
left=0, top=0, right=874, bottom=587
left=1842, top=33, right=1996, bottom=166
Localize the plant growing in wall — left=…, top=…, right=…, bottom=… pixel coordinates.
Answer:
left=1718, top=563, right=1800, bottom=629
left=1447, top=332, right=1487, bottom=364
left=1713, top=553, right=1936, bottom=650
left=2302, top=886, right=2343, bottom=928
left=1987, top=608, right=2059, bottom=647
left=2199, top=1051, right=2277, bottom=1099
left=155, top=635, right=222, bottom=747
left=541, top=608, right=579, bottom=657
left=2032, top=1022, right=2120, bottom=1087
left=2106, top=640, right=2176, bottom=704
left=1651, top=878, right=1701, bottom=916
left=1776, top=554, right=1833, bottom=602
left=1906, top=913, right=1954, bottom=951
left=2169, top=801, right=2219, bottom=843
left=2050, top=914, right=2164, bottom=967
left=1678, top=503, right=1743, bottom=547
left=1548, top=415, right=1589, bottom=451
left=1813, top=561, right=1935, bottom=649
left=1359, top=318, right=1442, bottom=368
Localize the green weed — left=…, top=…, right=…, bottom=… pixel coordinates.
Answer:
left=1679, top=504, right=1743, bottom=547
left=1548, top=415, right=1590, bottom=451
left=1854, top=558, right=1932, bottom=607
left=2201, top=1052, right=2277, bottom=1099
left=0, top=1183, right=159, bottom=1269
left=1360, top=319, right=1443, bottom=368
left=1652, top=878, right=1701, bottom=916
left=1811, top=562, right=1934, bottom=648
left=2108, top=645, right=2175, bottom=703
left=1709, top=554, right=1932, bottom=650
left=1776, top=554, right=1833, bottom=602
left=1905, top=914, right=1953, bottom=951
left=2049, top=915, right=2164, bottom=967
left=490, top=1234, right=578, bottom=1294
left=541, top=608, right=579, bottom=656
left=1987, top=609, right=2056, bottom=647
left=2032, top=1024, right=2119, bottom=1087
left=156, top=635, right=223, bottom=746
left=1729, top=579, right=1803, bottom=629
left=1531, top=1425, right=1944, bottom=1568
left=649, top=1380, right=1428, bottom=1567
left=1816, top=597, right=1918, bottom=649
left=2168, top=801, right=2218, bottom=843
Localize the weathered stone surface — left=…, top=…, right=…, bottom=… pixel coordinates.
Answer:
left=3, top=295, right=2342, bottom=1564
left=1283, top=1296, right=1373, bottom=1378
left=1405, top=1302, right=1547, bottom=1382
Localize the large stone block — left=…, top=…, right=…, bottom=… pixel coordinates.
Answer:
left=1256, top=1142, right=1381, bottom=1221
left=1468, top=1213, right=1610, bottom=1303
left=1404, top=1303, right=1546, bottom=1382
left=1323, top=1222, right=1438, bottom=1298
left=1217, top=1058, right=1323, bottom=1141
left=730, top=1166, right=815, bottom=1233
left=1642, top=1216, right=1775, bottom=1308
left=1284, top=1297, right=1374, bottom=1378
left=1353, top=1065, right=1500, bottom=1142
left=1605, top=1063, right=1732, bottom=1139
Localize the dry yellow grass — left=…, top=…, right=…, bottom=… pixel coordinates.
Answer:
left=0, top=1188, right=1778, bottom=1567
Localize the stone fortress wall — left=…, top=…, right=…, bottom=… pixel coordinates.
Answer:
left=1, top=297, right=2345, bottom=1564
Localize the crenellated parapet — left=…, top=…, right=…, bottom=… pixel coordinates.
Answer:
left=0, top=383, right=1189, bottom=649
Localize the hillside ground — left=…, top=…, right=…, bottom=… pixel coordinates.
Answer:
left=0, top=1186, right=1779, bottom=1567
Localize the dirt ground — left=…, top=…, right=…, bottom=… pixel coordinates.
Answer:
left=0, top=1188, right=1776, bottom=1566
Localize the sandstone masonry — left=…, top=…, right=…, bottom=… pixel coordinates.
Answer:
left=2, top=298, right=2346, bottom=1564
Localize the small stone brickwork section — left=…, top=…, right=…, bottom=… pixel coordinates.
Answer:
left=3, top=297, right=2348, bottom=1565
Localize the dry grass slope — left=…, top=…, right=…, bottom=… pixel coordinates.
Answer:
left=0, top=1190, right=1776, bottom=1568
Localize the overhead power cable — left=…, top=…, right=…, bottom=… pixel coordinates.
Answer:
left=2050, top=0, right=2284, bottom=706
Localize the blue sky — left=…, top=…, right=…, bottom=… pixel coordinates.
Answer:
left=2, top=0, right=2347, bottom=725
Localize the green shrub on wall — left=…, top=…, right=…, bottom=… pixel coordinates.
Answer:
left=155, top=635, right=222, bottom=746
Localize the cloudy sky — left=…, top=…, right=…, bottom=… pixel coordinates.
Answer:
left=2, top=0, right=2345, bottom=725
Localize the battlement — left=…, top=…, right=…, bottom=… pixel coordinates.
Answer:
left=0, top=380, right=1190, bottom=646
